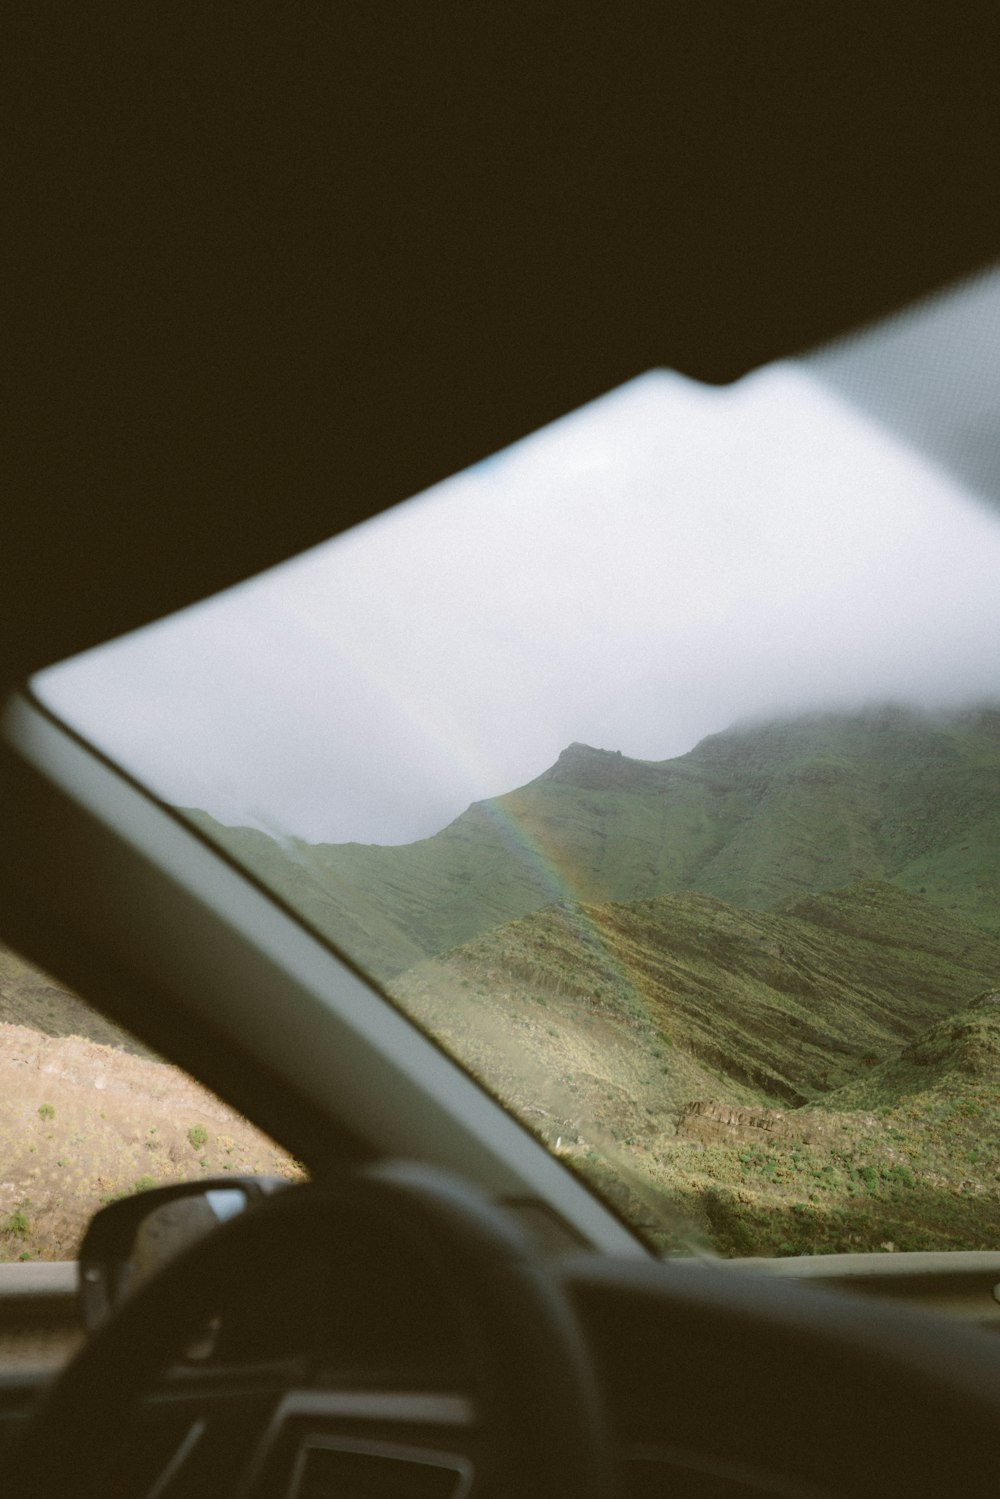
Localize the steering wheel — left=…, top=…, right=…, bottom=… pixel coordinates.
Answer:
left=12, top=1162, right=617, bottom=1499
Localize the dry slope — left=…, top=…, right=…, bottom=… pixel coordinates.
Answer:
left=0, top=1023, right=299, bottom=1263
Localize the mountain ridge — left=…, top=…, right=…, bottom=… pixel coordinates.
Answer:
left=186, top=702, right=1000, bottom=977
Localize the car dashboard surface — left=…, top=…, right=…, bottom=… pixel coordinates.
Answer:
left=3, top=1230, right=1000, bottom=1499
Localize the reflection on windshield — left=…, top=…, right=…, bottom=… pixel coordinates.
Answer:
left=34, top=365, right=1000, bottom=1256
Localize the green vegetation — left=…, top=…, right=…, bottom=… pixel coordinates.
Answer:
left=188, top=704, right=1000, bottom=981
left=187, top=1123, right=209, bottom=1150
left=38, top=1103, right=54, bottom=1121
left=102, top=1176, right=162, bottom=1205
left=671, top=995, right=1000, bottom=1256
left=398, top=883, right=1000, bottom=1106
left=2, top=1208, right=30, bottom=1239
left=393, top=884, right=1000, bottom=1257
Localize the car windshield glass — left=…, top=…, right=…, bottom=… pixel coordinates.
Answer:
left=33, top=357, right=1000, bottom=1258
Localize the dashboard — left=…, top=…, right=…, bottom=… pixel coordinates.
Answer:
left=4, top=1193, right=1000, bottom=1499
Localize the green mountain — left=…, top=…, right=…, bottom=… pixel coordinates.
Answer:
left=186, top=703, right=1000, bottom=978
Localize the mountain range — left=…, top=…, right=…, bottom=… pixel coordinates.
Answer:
left=187, top=703, right=1000, bottom=977
left=178, top=702, right=1000, bottom=1254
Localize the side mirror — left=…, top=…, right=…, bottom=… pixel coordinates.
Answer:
left=78, top=1176, right=288, bottom=1332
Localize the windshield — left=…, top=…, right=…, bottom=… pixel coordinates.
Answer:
left=34, top=358, right=1000, bottom=1258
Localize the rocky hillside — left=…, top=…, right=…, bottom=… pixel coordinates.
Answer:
left=672, top=992, right=1000, bottom=1258
left=390, top=883, right=1000, bottom=1256
left=391, top=881, right=1000, bottom=1118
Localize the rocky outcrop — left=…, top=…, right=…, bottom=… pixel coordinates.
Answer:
left=534, top=742, right=674, bottom=793
left=678, top=1098, right=788, bottom=1141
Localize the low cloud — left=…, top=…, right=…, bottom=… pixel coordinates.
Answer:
left=37, top=364, right=1000, bottom=844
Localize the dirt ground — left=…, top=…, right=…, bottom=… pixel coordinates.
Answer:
left=0, top=1022, right=301, bottom=1261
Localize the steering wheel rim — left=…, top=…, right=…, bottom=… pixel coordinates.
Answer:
left=12, top=1161, right=617, bottom=1499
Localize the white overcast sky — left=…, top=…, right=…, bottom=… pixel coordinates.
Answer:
left=35, top=359, right=1000, bottom=845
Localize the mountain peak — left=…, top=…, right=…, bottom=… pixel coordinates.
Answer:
left=536, top=742, right=658, bottom=791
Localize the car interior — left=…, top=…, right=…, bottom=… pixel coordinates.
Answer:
left=4, top=11, right=1000, bottom=1497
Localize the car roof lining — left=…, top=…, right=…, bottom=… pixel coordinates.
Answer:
left=6, top=11, right=1000, bottom=692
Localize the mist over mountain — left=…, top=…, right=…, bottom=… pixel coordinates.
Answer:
left=187, top=702, right=1000, bottom=978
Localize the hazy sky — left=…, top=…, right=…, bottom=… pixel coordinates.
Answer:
left=36, top=359, right=1000, bottom=845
